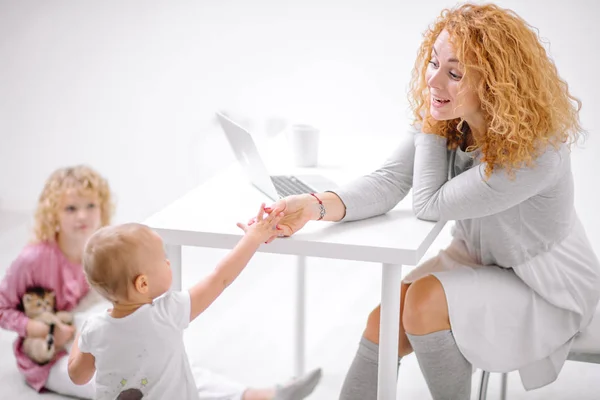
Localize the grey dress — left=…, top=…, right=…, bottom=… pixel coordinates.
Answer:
left=331, top=127, right=600, bottom=390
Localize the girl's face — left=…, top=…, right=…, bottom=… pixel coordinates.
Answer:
left=56, top=189, right=102, bottom=244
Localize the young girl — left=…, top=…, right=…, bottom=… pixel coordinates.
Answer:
left=0, top=164, right=113, bottom=397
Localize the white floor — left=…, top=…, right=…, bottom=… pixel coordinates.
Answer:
left=1, top=210, right=599, bottom=399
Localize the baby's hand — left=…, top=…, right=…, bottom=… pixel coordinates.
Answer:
left=237, top=203, right=284, bottom=243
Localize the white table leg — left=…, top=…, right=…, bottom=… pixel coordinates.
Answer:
left=166, top=244, right=182, bottom=291
left=294, top=255, right=306, bottom=377
left=378, top=263, right=403, bottom=400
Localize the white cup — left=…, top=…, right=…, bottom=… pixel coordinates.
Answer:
left=288, top=124, right=320, bottom=167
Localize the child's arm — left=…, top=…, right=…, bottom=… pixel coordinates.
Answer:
left=68, top=331, right=96, bottom=385
left=0, top=251, right=48, bottom=338
left=188, top=204, right=283, bottom=322
left=25, top=319, right=51, bottom=338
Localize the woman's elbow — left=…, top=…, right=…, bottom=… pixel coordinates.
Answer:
left=412, top=202, right=440, bottom=222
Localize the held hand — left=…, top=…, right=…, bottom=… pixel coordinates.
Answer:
left=264, top=195, right=315, bottom=239
left=246, top=195, right=318, bottom=243
left=237, top=203, right=284, bottom=243
left=53, top=323, right=75, bottom=349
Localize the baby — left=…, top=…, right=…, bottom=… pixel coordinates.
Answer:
left=67, top=205, right=320, bottom=399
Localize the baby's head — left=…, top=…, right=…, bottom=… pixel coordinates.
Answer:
left=82, top=223, right=172, bottom=304
left=34, top=165, right=113, bottom=244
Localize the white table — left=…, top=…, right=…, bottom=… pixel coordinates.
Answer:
left=144, top=163, right=445, bottom=400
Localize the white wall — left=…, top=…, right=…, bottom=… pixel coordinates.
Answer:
left=0, top=0, right=598, bottom=242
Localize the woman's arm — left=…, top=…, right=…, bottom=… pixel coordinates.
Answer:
left=269, top=128, right=418, bottom=237
left=412, top=132, right=566, bottom=221
left=328, top=127, right=417, bottom=222
left=295, top=192, right=347, bottom=222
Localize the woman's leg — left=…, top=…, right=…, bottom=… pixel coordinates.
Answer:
left=403, top=275, right=472, bottom=400
left=45, top=355, right=96, bottom=399
left=339, top=282, right=412, bottom=400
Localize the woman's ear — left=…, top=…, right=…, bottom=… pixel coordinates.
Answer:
left=133, top=274, right=149, bottom=294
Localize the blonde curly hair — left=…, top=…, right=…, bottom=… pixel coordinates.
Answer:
left=33, top=165, right=114, bottom=242
left=408, top=2, right=584, bottom=177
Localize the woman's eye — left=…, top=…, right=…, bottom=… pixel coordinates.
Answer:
left=450, top=72, right=462, bottom=80
left=87, top=203, right=96, bottom=209
left=65, top=205, right=76, bottom=212
left=428, top=60, right=439, bottom=68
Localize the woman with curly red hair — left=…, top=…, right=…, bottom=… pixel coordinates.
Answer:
left=257, top=3, right=599, bottom=399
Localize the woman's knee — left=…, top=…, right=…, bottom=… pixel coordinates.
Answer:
left=402, top=275, right=450, bottom=335
left=363, top=305, right=381, bottom=344
left=363, top=283, right=410, bottom=347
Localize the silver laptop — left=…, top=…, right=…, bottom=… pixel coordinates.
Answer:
left=216, top=112, right=336, bottom=200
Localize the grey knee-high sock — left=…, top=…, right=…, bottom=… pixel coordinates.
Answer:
left=339, top=337, right=401, bottom=400
left=407, top=330, right=471, bottom=400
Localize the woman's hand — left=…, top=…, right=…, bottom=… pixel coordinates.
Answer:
left=247, top=194, right=319, bottom=243
left=236, top=203, right=284, bottom=243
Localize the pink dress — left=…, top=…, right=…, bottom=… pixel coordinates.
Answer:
left=0, top=241, right=90, bottom=392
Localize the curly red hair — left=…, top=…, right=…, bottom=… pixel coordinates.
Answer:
left=408, top=2, right=584, bottom=176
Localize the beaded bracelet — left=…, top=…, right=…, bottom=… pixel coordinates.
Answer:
left=309, top=193, right=326, bottom=221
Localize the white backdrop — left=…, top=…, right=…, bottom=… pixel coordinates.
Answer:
left=0, top=0, right=598, bottom=244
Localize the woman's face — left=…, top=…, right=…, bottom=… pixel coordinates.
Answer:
left=426, top=30, right=481, bottom=124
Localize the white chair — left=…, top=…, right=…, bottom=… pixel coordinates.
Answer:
left=477, top=304, right=600, bottom=400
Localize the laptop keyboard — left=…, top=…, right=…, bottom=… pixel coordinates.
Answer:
left=271, top=175, right=315, bottom=197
